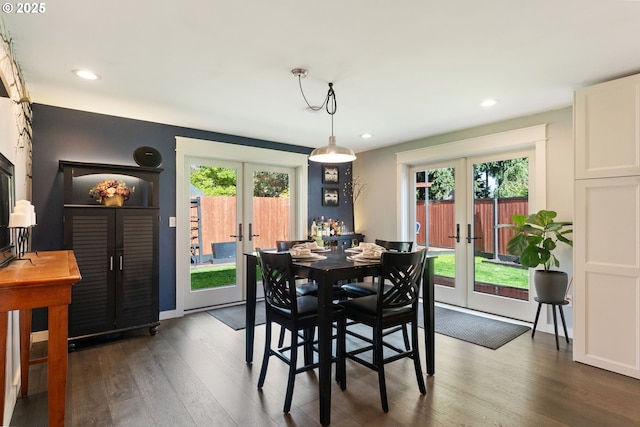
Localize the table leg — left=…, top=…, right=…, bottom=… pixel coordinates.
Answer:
left=48, top=304, right=68, bottom=427
left=246, top=255, right=257, bottom=364
left=423, top=257, right=435, bottom=375
left=317, top=270, right=333, bottom=426
left=0, top=311, right=7, bottom=426
left=19, top=309, right=31, bottom=397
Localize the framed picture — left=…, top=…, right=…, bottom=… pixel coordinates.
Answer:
left=322, top=188, right=339, bottom=206
left=322, top=165, right=339, bottom=184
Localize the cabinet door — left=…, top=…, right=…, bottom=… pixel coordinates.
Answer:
left=574, top=176, right=640, bottom=379
left=115, top=209, right=159, bottom=329
left=575, top=73, right=640, bottom=179
left=65, top=208, right=117, bottom=338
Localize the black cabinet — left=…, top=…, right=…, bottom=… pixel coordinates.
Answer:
left=60, top=161, right=162, bottom=341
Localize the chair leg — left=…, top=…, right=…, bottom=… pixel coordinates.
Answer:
left=532, top=302, right=543, bottom=339
left=411, top=320, right=426, bottom=394
left=283, top=328, right=298, bottom=413
left=303, top=327, right=314, bottom=365
left=278, top=326, right=286, bottom=348
left=257, top=320, right=272, bottom=389
left=402, top=324, right=410, bottom=350
left=336, top=317, right=346, bottom=390
left=373, top=325, right=389, bottom=413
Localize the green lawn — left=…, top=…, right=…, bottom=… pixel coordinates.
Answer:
left=434, top=254, right=529, bottom=289
left=191, top=254, right=528, bottom=291
left=190, top=265, right=262, bottom=291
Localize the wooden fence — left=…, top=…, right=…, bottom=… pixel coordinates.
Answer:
left=192, top=195, right=527, bottom=260
left=416, top=197, right=528, bottom=256
left=193, top=196, right=290, bottom=258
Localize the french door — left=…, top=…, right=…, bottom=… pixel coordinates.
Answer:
left=183, top=158, right=296, bottom=310
left=176, top=137, right=308, bottom=314
left=413, top=149, right=536, bottom=320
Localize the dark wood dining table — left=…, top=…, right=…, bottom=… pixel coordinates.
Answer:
left=244, top=247, right=436, bottom=426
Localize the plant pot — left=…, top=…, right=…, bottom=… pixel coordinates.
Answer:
left=534, top=270, right=568, bottom=303
left=101, top=194, right=124, bottom=207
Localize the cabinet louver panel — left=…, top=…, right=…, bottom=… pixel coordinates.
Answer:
left=69, top=214, right=115, bottom=337
left=118, top=213, right=159, bottom=328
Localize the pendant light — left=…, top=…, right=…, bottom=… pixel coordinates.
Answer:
left=292, top=68, right=357, bottom=163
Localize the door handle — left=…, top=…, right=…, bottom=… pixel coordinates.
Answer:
left=230, top=223, right=243, bottom=242
left=248, top=223, right=260, bottom=241
left=447, top=224, right=460, bottom=243
left=466, top=224, right=482, bottom=244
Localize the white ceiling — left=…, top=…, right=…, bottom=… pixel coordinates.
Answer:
left=3, top=0, right=640, bottom=153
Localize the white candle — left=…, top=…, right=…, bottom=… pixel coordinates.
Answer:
left=9, top=213, right=28, bottom=228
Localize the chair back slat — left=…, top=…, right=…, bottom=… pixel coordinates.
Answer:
left=276, top=240, right=314, bottom=252
left=375, top=239, right=413, bottom=252
left=378, top=250, right=426, bottom=309
left=257, top=250, right=297, bottom=312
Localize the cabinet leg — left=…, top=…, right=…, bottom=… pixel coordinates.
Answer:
left=149, top=325, right=159, bottom=336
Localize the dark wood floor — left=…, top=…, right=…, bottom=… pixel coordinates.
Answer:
left=11, top=310, right=640, bottom=426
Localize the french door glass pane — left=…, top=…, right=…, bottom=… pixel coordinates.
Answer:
left=189, top=164, right=238, bottom=292
left=251, top=169, right=290, bottom=250
left=417, top=167, right=457, bottom=289
left=471, top=158, right=529, bottom=301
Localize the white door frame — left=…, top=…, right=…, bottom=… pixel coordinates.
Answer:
left=175, top=137, right=308, bottom=316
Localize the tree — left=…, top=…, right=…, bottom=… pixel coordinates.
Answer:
left=252, top=172, right=289, bottom=197
left=190, top=166, right=289, bottom=197
left=190, top=166, right=237, bottom=196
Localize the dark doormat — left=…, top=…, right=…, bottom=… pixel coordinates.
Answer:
left=423, top=305, right=531, bottom=350
left=207, top=301, right=266, bottom=331
left=208, top=302, right=530, bottom=350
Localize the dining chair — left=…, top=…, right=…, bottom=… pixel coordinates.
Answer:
left=256, top=250, right=346, bottom=413
left=340, top=249, right=427, bottom=412
left=340, top=239, right=414, bottom=349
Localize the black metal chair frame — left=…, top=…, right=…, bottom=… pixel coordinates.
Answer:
left=340, top=250, right=427, bottom=412
left=256, top=250, right=346, bottom=413
left=341, top=239, right=415, bottom=349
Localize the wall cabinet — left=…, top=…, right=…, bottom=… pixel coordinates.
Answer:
left=60, top=161, right=162, bottom=343
left=574, top=74, right=640, bottom=379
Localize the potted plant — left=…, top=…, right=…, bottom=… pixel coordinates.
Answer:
left=503, top=209, right=573, bottom=302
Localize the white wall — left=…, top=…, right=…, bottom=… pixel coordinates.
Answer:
left=0, top=96, right=30, bottom=425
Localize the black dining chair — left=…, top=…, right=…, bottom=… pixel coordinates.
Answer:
left=340, top=249, right=427, bottom=412
left=341, top=239, right=414, bottom=349
left=256, top=250, right=346, bottom=413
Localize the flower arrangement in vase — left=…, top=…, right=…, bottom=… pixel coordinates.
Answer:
left=89, top=180, right=134, bottom=206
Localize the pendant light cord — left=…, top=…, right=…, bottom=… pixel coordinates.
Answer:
left=297, top=77, right=337, bottom=116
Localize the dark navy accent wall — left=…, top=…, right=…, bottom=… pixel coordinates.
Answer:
left=31, top=104, right=320, bottom=329
left=307, top=162, right=354, bottom=234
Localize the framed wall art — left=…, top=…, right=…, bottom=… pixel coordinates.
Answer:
left=322, top=188, right=339, bottom=206
left=322, top=165, right=339, bottom=184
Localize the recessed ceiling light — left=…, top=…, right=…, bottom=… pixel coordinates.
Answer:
left=360, top=133, right=373, bottom=139
left=480, top=98, right=498, bottom=107
left=72, top=69, right=100, bottom=80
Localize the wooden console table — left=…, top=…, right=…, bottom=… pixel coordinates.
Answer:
left=0, top=250, right=81, bottom=427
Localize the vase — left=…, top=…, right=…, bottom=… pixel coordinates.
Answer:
left=534, top=270, right=568, bottom=303
left=101, top=194, right=124, bottom=207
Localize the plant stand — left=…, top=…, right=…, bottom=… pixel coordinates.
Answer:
left=532, top=297, right=570, bottom=350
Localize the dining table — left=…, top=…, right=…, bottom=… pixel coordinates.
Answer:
left=244, top=246, right=436, bottom=426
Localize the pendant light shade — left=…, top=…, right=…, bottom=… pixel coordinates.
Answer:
left=309, top=136, right=356, bottom=163
left=292, top=68, right=357, bottom=164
